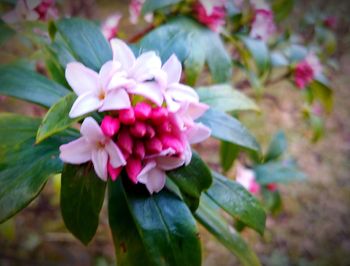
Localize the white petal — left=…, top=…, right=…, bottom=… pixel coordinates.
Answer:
left=129, top=82, right=163, bottom=106
left=92, top=149, right=108, bottom=181
left=137, top=161, right=157, bottom=184
left=110, top=38, right=135, bottom=71
left=105, top=140, right=126, bottom=168
left=185, top=102, right=210, bottom=120
left=107, top=74, right=136, bottom=91
left=131, top=51, right=162, bottom=81
left=65, top=62, right=100, bottom=96
left=69, top=92, right=102, bottom=118
left=164, top=93, right=181, bottom=112
left=59, top=138, right=92, bottom=164
left=184, top=142, right=192, bottom=165
left=80, top=117, right=105, bottom=143
left=186, top=123, right=211, bottom=144
left=167, top=83, right=199, bottom=103
left=99, top=89, right=131, bottom=111
left=99, top=60, right=122, bottom=89
left=162, top=54, right=182, bottom=84
left=145, top=168, right=166, bottom=194
left=156, top=156, right=185, bottom=171
left=2, top=10, right=19, bottom=24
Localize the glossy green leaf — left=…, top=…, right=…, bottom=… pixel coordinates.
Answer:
left=197, top=84, right=259, bottom=112
left=265, top=131, right=287, bottom=161
left=238, top=36, right=271, bottom=76
left=56, top=18, right=112, bottom=71
left=141, top=0, right=182, bottom=14
left=0, top=19, right=15, bottom=45
left=261, top=189, right=282, bottom=215
left=167, top=152, right=212, bottom=211
left=220, top=141, right=240, bottom=172
left=197, top=108, right=260, bottom=152
left=0, top=65, right=70, bottom=108
left=195, top=194, right=261, bottom=266
left=36, top=93, right=81, bottom=143
left=206, top=172, right=266, bottom=235
left=140, top=16, right=232, bottom=84
left=272, top=0, right=294, bottom=22
left=254, top=160, right=306, bottom=185
left=61, top=164, right=106, bottom=245
left=108, top=178, right=201, bottom=266
left=0, top=114, right=77, bottom=223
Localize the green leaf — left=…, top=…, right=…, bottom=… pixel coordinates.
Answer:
left=195, top=194, right=261, bottom=266
left=141, top=0, right=182, bottom=15
left=206, top=172, right=266, bottom=235
left=220, top=141, right=240, bottom=172
left=197, top=108, right=260, bottom=152
left=61, top=164, right=106, bottom=245
left=108, top=179, right=201, bottom=266
left=56, top=18, right=112, bottom=71
left=0, top=65, right=70, bottom=108
left=36, top=93, right=81, bottom=143
left=285, top=44, right=308, bottom=62
left=167, top=152, right=212, bottom=211
left=272, top=0, right=294, bottom=22
left=0, top=19, right=15, bottom=45
left=197, top=84, right=259, bottom=112
left=261, top=189, right=282, bottom=215
left=0, top=114, right=77, bottom=223
left=265, top=131, right=287, bottom=161
left=254, top=160, right=306, bottom=185
left=238, top=36, right=271, bottom=77
left=140, top=16, right=232, bottom=84
left=308, top=77, right=333, bottom=113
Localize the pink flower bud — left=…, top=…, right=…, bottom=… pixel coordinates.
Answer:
left=150, top=107, right=168, bottom=125
left=250, top=180, right=261, bottom=195
left=108, top=163, right=122, bottom=181
left=130, top=121, right=147, bottom=138
left=145, top=137, right=163, bottom=154
left=267, top=183, right=277, bottom=192
left=160, top=135, right=184, bottom=154
left=157, top=121, right=172, bottom=134
left=101, top=116, right=120, bottom=137
left=119, top=108, right=135, bottom=125
left=133, top=141, right=145, bottom=159
left=134, top=102, right=152, bottom=120
left=145, top=124, right=156, bottom=138
left=117, top=129, right=133, bottom=155
left=126, top=157, right=142, bottom=184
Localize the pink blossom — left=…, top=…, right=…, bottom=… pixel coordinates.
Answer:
left=101, top=13, right=122, bottom=41
left=250, top=9, right=276, bottom=42
left=129, top=0, right=153, bottom=24
left=236, top=164, right=260, bottom=195
left=193, top=1, right=226, bottom=32
left=2, top=0, right=57, bottom=23
left=294, top=53, right=322, bottom=89
left=59, top=117, right=126, bottom=181
left=324, top=16, right=337, bottom=29
left=266, top=183, right=277, bottom=192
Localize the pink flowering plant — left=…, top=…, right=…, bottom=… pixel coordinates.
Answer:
left=0, top=0, right=337, bottom=265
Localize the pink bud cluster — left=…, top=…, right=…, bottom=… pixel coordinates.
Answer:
left=193, top=1, right=226, bottom=32
left=250, top=9, right=276, bottom=42
left=34, top=0, right=56, bottom=21
left=294, top=53, right=322, bottom=89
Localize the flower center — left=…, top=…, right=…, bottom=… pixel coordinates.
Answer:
left=98, top=89, right=106, bottom=100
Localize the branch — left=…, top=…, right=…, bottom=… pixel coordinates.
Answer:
left=128, top=24, right=155, bottom=43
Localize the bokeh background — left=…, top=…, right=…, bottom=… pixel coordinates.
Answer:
left=0, top=0, right=350, bottom=265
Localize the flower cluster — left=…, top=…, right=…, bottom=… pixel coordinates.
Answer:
left=2, top=0, right=57, bottom=23
left=294, top=53, right=322, bottom=89
left=59, top=38, right=211, bottom=194
left=250, top=8, right=276, bottom=42
left=193, top=0, right=226, bottom=32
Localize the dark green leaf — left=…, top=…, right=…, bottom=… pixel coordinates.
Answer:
left=0, top=114, right=77, bottom=223
left=197, top=84, right=259, bottom=112
left=140, top=16, right=232, bottom=84
left=206, top=172, right=266, bottom=234
left=141, top=0, right=182, bottom=15
left=272, top=0, right=294, bottom=22
left=220, top=141, right=240, bottom=172
left=108, top=178, right=201, bottom=266
left=36, top=93, right=81, bottom=143
left=195, top=194, right=261, bottom=266
left=56, top=18, right=112, bottom=71
left=197, top=108, right=260, bottom=152
left=61, top=164, right=106, bottom=245
left=261, top=189, right=282, bottom=215
left=0, top=65, right=70, bottom=108
left=167, top=152, right=212, bottom=211
left=265, top=131, right=287, bottom=161
left=0, top=19, right=15, bottom=45
left=254, top=160, right=306, bottom=185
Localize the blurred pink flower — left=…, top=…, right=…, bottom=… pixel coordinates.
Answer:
left=129, top=0, right=153, bottom=24
left=101, top=13, right=122, bottom=41
left=236, top=164, right=260, bottom=195
left=193, top=0, right=226, bottom=32
left=323, top=16, right=337, bottom=29
left=294, top=53, right=322, bottom=89
left=59, top=117, right=126, bottom=181
left=250, top=9, right=276, bottom=42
